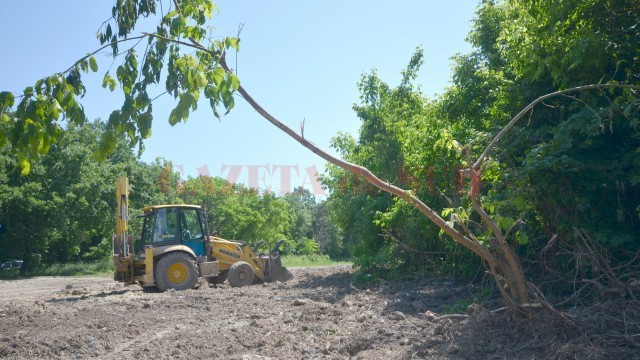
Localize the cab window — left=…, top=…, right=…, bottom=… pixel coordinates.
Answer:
left=180, top=209, right=203, bottom=242
left=153, top=208, right=179, bottom=243
left=139, top=213, right=154, bottom=247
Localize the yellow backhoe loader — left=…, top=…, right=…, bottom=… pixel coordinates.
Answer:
left=112, top=176, right=292, bottom=291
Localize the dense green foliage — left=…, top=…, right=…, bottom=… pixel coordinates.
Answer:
left=0, top=122, right=339, bottom=274
left=178, top=178, right=338, bottom=255
left=449, top=0, right=640, bottom=289
left=322, top=55, right=480, bottom=278
left=0, top=121, right=177, bottom=273
left=322, top=0, right=639, bottom=291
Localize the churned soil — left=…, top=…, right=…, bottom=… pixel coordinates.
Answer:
left=0, top=265, right=638, bottom=359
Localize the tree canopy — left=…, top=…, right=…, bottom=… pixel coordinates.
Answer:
left=323, top=0, right=639, bottom=301
left=0, top=123, right=333, bottom=273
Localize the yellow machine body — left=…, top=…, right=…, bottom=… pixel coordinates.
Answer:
left=211, top=238, right=267, bottom=281
left=112, top=176, right=291, bottom=290
left=210, top=237, right=293, bottom=285
left=112, top=177, right=219, bottom=291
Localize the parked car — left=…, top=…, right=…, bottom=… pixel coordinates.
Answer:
left=1, top=260, right=23, bottom=270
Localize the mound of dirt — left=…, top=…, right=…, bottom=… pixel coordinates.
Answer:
left=0, top=265, right=638, bottom=359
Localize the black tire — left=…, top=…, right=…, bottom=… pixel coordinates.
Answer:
left=155, top=252, right=198, bottom=291
left=206, top=272, right=228, bottom=285
left=227, top=261, right=255, bottom=287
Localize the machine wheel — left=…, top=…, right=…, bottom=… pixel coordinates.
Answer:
left=227, top=261, right=255, bottom=287
left=155, top=252, right=198, bottom=291
left=206, top=272, right=228, bottom=285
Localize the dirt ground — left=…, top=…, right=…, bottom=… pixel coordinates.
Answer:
left=0, top=265, right=638, bottom=359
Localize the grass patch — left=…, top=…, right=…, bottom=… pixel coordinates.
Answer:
left=0, top=258, right=114, bottom=279
left=281, top=254, right=351, bottom=268
left=39, top=258, right=114, bottom=276
left=0, top=269, right=24, bottom=280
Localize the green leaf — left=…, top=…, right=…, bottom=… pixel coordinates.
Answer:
left=168, top=103, right=183, bottom=125
left=89, top=56, right=98, bottom=72
left=165, top=10, right=179, bottom=19
left=223, top=92, right=234, bottom=114
left=49, top=99, right=63, bottom=119
left=0, top=91, right=15, bottom=108
left=19, top=158, right=31, bottom=175
left=623, top=103, right=633, bottom=117
left=60, top=89, right=74, bottom=107
left=38, top=134, right=51, bottom=155
left=230, top=74, right=240, bottom=91
left=212, top=67, right=225, bottom=85
left=79, top=59, right=89, bottom=73
left=225, top=37, right=240, bottom=51
left=126, top=49, right=138, bottom=69
left=102, top=73, right=117, bottom=91
left=441, top=208, right=455, bottom=217
left=138, top=112, right=153, bottom=139
left=195, top=70, right=206, bottom=88
left=515, top=230, right=529, bottom=245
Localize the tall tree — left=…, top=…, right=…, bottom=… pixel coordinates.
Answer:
left=283, top=187, right=319, bottom=254
left=0, top=160, right=62, bottom=273
left=312, top=201, right=343, bottom=258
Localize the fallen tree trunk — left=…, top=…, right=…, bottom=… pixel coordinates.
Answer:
left=217, top=56, right=533, bottom=312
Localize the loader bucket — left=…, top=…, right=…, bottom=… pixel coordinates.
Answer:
left=263, top=254, right=293, bottom=282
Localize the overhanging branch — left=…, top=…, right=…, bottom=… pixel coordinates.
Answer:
left=62, top=35, right=147, bottom=75
left=213, top=54, right=493, bottom=262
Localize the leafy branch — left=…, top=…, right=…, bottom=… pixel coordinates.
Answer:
left=473, top=84, right=640, bottom=169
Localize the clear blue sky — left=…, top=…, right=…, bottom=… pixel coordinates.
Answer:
left=1, top=1, right=478, bottom=195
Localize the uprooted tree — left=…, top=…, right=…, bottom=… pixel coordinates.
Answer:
left=1, top=0, right=639, bottom=315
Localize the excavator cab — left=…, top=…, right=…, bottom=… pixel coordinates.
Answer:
left=138, top=206, right=208, bottom=258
